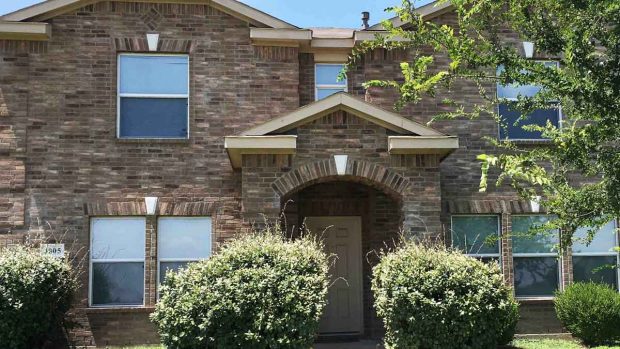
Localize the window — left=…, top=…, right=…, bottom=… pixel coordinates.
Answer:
left=158, top=217, right=212, bottom=284
left=90, top=217, right=145, bottom=306
left=451, top=215, right=501, bottom=263
left=118, top=54, right=189, bottom=139
left=497, top=61, right=560, bottom=140
left=572, top=220, right=619, bottom=289
left=315, top=64, right=347, bottom=100
left=512, top=215, right=560, bottom=298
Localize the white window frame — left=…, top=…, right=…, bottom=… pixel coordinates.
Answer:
left=157, top=216, right=213, bottom=289
left=315, top=63, right=348, bottom=101
left=89, top=217, right=146, bottom=308
left=511, top=214, right=563, bottom=300
left=496, top=61, right=562, bottom=141
left=117, top=53, right=190, bottom=140
left=572, top=219, right=620, bottom=292
left=450, top=214, right=502, bottom=261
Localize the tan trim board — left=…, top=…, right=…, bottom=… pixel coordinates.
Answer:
left=310, top=38, right=354, bottom=49
left=367, top=1, right=454, bottom=30
left=224, top=135, right=297, bottom=169
left=250, top=28, right=311, bottom=41
left=1, top=0, right=296, bottom=29
left=388, top=135, right=459, bottom=156
left=0, top=21, right=51, bottom=41
left=354, top=31, right=409, bottom=43
left=241, top=93, right=444, bottom=137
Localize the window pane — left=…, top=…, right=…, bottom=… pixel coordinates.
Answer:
left=159, top=261, right=191, bottom=284
left=120, top=55, right=188, bottom=95
left=514, top=257, right=559, bottom=297
left=316, top=64, right=347, bottom=86
left=91, top=218, right=145, bottom=260
left=317, top=88, right=345, bottom=100
left=158, top=217, right=212, bottom=259
left=512, top=215, right=558, bottom=254
left=92, top=262, right=144, bottom=306
left=497, top=62, right=557, bottom=99
left=119, top=97, right=188, bottom=138
left=573, top=221, right=618, bottom=253
left=451, top=216, right=500, bottom=255
left=573, top=256, right=618, bottom=287
left=499, top=104, right=560, bottom=140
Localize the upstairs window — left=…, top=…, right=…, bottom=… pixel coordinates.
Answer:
left=497, top=61, right=560, bottom=140
left=512, top=215, right=560, bottom=298
left=315, top=64, right=347, bottom=100
left=572, top=220, right=619, bottom=289
left=118, top=54, right=189, bottom=139
left=451, top=215, right=501, bottom=263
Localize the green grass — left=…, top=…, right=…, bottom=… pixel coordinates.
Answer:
left=113, top=339, right=620, bottom=349
left=510, top=339, right=620, bottom=349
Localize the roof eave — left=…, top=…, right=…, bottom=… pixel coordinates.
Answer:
left=367, top=0, right=454, bottom=31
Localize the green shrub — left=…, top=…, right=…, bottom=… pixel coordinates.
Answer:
left=0, top=246, right=76, bottom=349
left=372, top=243, right=519, bottom=349
left=151, top=228, right=329, bottom=349
left=555, top=282, right=620, bottom=346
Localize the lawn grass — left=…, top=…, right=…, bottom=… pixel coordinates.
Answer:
left=511, top=339, right=620, bottom=349
left=112, top=339, right=620, bottom=349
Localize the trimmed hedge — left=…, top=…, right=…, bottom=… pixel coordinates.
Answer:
left=555, top=282, right=620, bottom=346
left=151, top=229, right=329, bottom=349
left=372, top=243, right=519, bottom=349
left=0, top=246, right=76, bottom=349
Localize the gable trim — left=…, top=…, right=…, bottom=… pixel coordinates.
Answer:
left=240, top=92, right=444, bottom=137
left=0, top=0, right=296, bottom=29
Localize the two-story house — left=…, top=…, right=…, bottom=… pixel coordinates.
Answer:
left=0, top=0, right=618, bottom=347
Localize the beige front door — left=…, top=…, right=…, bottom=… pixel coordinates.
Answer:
left=305, top=216, right=363, bottom=334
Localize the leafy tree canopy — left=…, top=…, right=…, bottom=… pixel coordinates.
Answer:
left=348, top=0, right=620, bottom=247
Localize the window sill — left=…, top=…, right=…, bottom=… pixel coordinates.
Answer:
left=516, top=297, right=554, bottom=304
left=500, top=139, right=554, bottom=146
left=116, top=138, right=190, bottom=144
left=83, top=306, right=155, bottom=314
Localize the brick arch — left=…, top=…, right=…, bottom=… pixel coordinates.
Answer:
left=271, top=158, right=410, bottom=200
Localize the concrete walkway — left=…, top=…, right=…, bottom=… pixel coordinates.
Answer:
left=314, top=341, right=383, bottom=349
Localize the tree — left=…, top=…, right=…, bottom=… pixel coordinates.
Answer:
left=348, top=0, right=620, bottom=247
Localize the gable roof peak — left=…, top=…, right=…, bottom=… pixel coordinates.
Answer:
left=0, top=0, right=297, bottom=29
left=241, top=92, right=445, bottom=137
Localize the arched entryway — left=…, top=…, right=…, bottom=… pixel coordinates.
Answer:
left=281, top=179, right=402, bottom=339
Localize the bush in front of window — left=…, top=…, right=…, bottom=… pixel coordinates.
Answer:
left=151, top=226, right=329, bottom=349
left=555, top=282, right=620, bottom=346
left=0, top=246, right=76, bottom=349
left=372, top=242, right=519, bottom=349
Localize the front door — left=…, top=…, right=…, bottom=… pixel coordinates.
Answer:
left=305, top=216, right=363, bottom=335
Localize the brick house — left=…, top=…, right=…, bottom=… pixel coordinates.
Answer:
left=0, top=0, right=618, bottom=347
